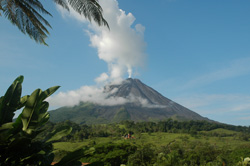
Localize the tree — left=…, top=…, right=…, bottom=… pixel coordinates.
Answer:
left=127, top=144, right=156, bottom=166
left=0, top=0, right=109, bottom=45
left=81, top=142, right=137, bottom=166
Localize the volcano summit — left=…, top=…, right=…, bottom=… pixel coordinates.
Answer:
left=49, top=78, right=209, bottom=124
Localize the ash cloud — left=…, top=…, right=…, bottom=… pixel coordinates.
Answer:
left=49, top=0, right=149, bottom=107
left=88, top=0, right=146, bottom=82
left=57, top=0, right=146, bottom=83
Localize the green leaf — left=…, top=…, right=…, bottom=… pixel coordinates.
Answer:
left=13, top=75, right=24, bottom=84
left=0, top=96, right=3, bottom=105
left=21, top=89, right=42, bottom=134
left=40, top=86, right=60, bottom=101
left=13, top=114, right=23, bottom=130
left=0, top=75, right=23, bottom=125
left=0, top=122, right=13, bottom=131
left=38, top=102, right=50, bottom=120
left=17, top=95, right=30, bottom=110
left=0, top=122, right=14, bottom=142
left=45, top=125, right=72, bottom=142
left=0, top=115, right=24, bottom=142
left=21, top=86, right=59, bottom=134
left=39, top=111, right=50, bottom=127
left=11, top=115, right=23, bottom=136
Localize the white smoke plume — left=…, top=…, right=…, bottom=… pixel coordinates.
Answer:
left=89, top=0, right=146, bottom=82
left=49, top=0, right=147, bottom=107
left=57, top=0, right=146, bottom=83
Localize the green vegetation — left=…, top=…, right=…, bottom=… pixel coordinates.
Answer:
left=49, top=101, right=208, bottom=125
left=36, top=119, right=250, bottom=166
left=0, top=76, right=90, bottom=165
left=1, top=76, right=250, bottom=165
left=113, top=107, right=130, bottom=122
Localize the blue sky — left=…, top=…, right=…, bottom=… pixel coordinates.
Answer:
left=1, top=0, right=250, bottom=126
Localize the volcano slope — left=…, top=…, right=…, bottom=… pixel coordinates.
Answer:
left=49, top=78, right=210, bottom=124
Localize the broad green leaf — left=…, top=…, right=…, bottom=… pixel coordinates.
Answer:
left=13, top=113, right=23, bottom=127
left=39, top=112, right=50, bottom=127
left=17, top=95, right=30, bottom=109
left=40, top=86, right=60, bottom=101
left=0, top=122, right=14, bottom=142
left=12, top=115, right=23, bottom=134
left=21, top=89, right=42, bottom=134
left=0, top=115, right=23, bottom=142
left=21, top=86, right=59, bottom=134
left=0, top=76, right=23, bottom=125
left=14, top=75, right=24, bottom=83
left=0, top=96, right=3, bottom=105
left=0, top=122, right=13, bottom=131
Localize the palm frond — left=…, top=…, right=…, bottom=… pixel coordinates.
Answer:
left=1, top=0, right=109, bottom=46
left=0, top=4, right=3, bottom=16
left=1, top=0, right=52, bottom=45
left=57, top=0, right=109, bottom=29
left=17, top=1, right=51, bottom=45
left=53, top=0, right=69, bottom=11
left=25, top=0, right=52, bottom=16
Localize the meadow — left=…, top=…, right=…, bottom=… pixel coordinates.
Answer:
left=47, top=121, right=250, bottom=165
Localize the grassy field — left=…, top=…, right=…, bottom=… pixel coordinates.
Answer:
left=51, top=128, right=250, bottom=164
left=53, top=129, right=250, bottom=152
left=53, top=142, right=89, bottom=152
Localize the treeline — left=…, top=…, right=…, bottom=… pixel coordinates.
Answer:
left=37, top=119, right=250, bottom=142
left=37, top=120, right=127, bottom=142
left=121, top=119, right=250, bottom=134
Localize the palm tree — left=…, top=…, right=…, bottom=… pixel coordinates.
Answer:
left=0, top=0, right=108, bottom=45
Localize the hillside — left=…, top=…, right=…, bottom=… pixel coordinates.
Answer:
left=49, top=78, right=210, bottom=124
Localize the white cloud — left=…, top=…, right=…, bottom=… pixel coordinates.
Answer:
left=87, top=0, right=146, bottom=81
left=49, top=0, right=149, bottom=108
left=57, top=0, right=146, bottom=83
left=48, top=85, right=124, bottom=107
left=95, top=73, right=109, bottom=83
left=48, top=82, right=166, bottom=108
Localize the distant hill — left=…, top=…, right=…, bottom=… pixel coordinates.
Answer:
left=49, top=78, right=211, bottom=124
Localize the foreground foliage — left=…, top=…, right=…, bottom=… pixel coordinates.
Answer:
left=0, top=0, right=108, bottom=45
left=0, top=76, right=87, bottom=165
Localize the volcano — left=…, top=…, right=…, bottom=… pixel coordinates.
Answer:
left=49, top=78, right=209, bottom=124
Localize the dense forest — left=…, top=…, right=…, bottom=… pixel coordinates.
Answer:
left=36, top=119, right=250, bottom=166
